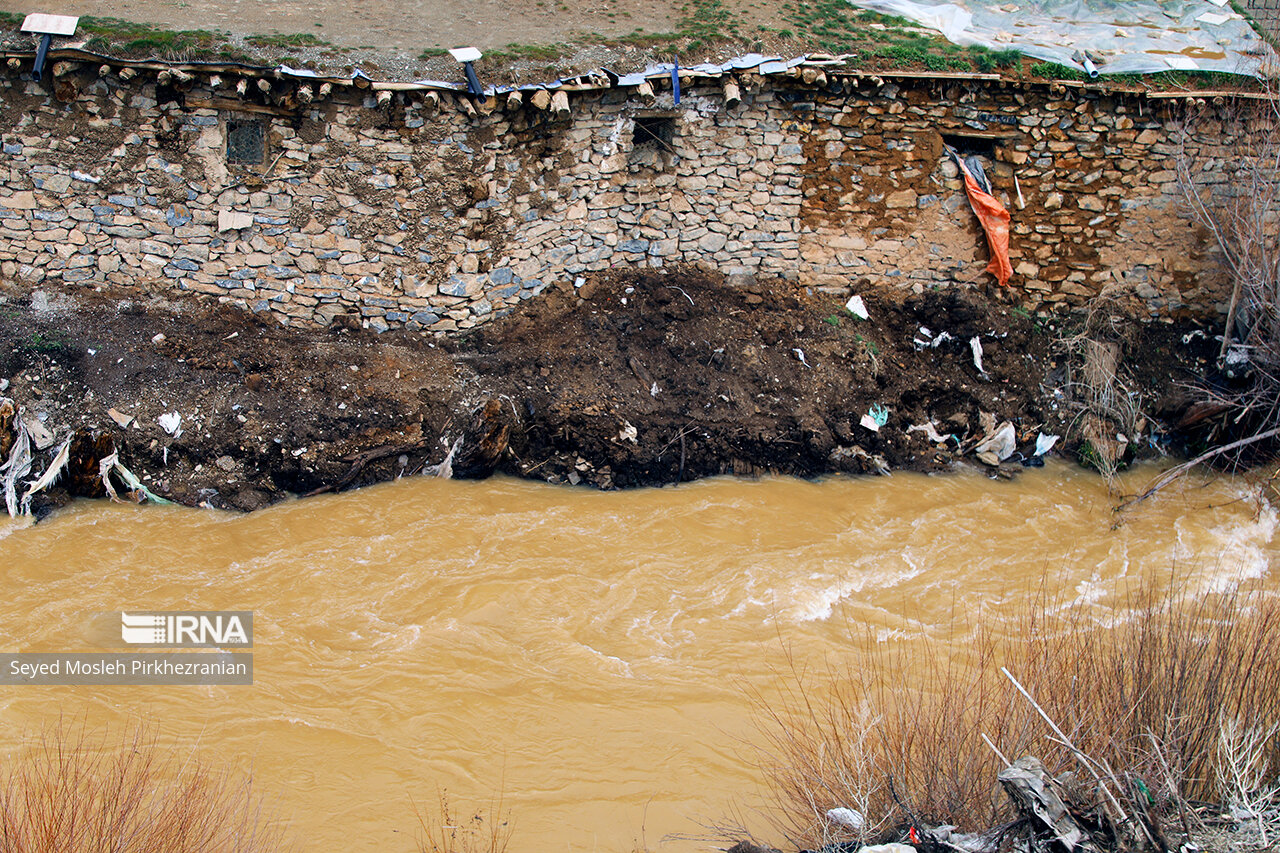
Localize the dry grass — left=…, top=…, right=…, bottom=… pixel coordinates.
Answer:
left=0, top=718, right=289, bottom=853
left=750, top=582, right=1280, bottom=850
left=413, top=790, right=512, bottom=853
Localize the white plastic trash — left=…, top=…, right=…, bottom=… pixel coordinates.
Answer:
left=975, top=421, right=1016, bottom=461
left=157, top=412, right=182, bottom=437
left=970, top=336, right=988, bottom=377
left=846, top=294, right=869, bottom=320
left=825, top=806, right=865, bottom=831
left=1034, top=433, right=1059, bottom=456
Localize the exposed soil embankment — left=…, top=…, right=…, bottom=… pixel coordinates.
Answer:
left=0, top=270, right=1223, bottom=514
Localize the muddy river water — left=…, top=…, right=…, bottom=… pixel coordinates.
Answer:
left=0, top=462, right=1275, bottom=851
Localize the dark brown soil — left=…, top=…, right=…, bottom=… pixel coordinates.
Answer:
left=0, top=269, right=1222, bottom=515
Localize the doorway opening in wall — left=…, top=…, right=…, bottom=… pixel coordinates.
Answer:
left=227, top=119, right=266, bottom=165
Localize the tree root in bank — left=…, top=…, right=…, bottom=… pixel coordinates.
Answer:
left=0, top=399, right=33, bottom=517
left=0, top=398, right=171, bottom=517
left=303, top=439, right=433, bottom=497
left=18, top=437, right=70, bottom=516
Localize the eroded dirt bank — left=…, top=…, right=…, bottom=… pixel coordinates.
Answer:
left=0, top=270, right=1224, bottom=514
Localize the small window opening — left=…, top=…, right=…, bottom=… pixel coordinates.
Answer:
left=941, top=132, right=997, bottom=158
left=633, top=115, right=676, bottom=152
left=227, top=119, right=266, bottom=165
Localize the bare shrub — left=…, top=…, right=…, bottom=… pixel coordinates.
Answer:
left=0, top=718, right=290, bottom=852
left=413, top=789, right=512, bottom=853
left=750, top=584, right=1280, bottom=851
left=1215, top=718, right=1280, bottom=846
left=1057, top=287, right=1150, bottom=484
left=1175, top=85, right=1280, bottom=461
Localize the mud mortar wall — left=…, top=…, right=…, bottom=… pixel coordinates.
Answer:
left=0, top=69, right=1232, bottom=331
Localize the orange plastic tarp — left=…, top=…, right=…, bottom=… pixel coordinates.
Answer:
left=956, top=159, right=1013, bottom=286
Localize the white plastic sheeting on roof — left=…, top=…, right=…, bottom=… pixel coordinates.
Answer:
left=845, top=0, right=1275, bottom=76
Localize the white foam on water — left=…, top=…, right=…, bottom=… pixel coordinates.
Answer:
left=783, top=557, right=927, bottom=623
left=369, top=622, right=424, bottom=652
left=725, top=565, right=772, bottom=618
left=579, top=644, right=634, bottom=678
left=1194, top=494, right=1278, bottom=594
left=1073, top=570, right=1111, bottom=608
left=0, top=516, right=33, bottom=541
left=875, top=625, right=915, bottom=643
left=626, top=611, right=695, bottom=651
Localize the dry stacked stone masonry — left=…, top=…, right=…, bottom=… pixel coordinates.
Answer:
left=0, top=62, right=1238, bottom=332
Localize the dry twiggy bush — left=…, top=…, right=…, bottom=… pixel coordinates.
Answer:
left=751, top=583, right=1280, bottom=851
left=0, top=718, right=289, bottom=853
left=1175, top=83, right=1280, bottom=465
left=413, top=789, right=512, bottom=853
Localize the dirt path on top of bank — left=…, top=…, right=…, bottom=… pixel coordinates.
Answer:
left=0, top=0, right=679, bottom=56
left=0, top=269, right=1222, bottom=515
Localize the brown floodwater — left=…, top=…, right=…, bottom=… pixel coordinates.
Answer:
left=0, top=461, right=1275, bottom=851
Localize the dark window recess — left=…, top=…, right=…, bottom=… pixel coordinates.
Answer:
left=633, top=116, right=676, bottom=151
left=941, top=132, right=997, bottom=158
left=227, top=120, right=266, bottom=165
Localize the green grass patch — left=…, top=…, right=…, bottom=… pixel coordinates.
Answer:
left=969, top=45, right=1022, bottom=72
left=679, top=0, right=741, bottom=52
left=245, top=32, right=330, bottom=49
left=1145, top=69, right=1250, bottom=89
left=75, top=16, right=250, bottom=60
left=21, top=331, right=71, bottom=356
left=482, top=42, right=571, bottom=64
left=1030, top=60, right=1086, bottom=80
left=775, top=2, right=1009, bottom=71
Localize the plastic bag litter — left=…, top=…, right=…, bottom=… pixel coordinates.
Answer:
left=427, top=435, right=464, bottom=479
left=909, top=420, right=952, bottom=444
left=110, top=458, right=172, bottom=505
left=861, top=404, right=890, bottom=432
left=98, top=450, right=121, bottom=501
left=20, top=437, right=71, bottom=515
left=1034, top=433, right=1059, bottom=456
left=974, top=421, right=1017, bottom=462
left=970, top=336, right=989, bottom=378
left=0, top=402, right=33, bottom=517
left=157, top=411, right=182, bottom=437
left=845, top=294, right=869, bottom=320
left=825, top=806, right=865, bottom=831
left=913, top=326, right=954, bottom=350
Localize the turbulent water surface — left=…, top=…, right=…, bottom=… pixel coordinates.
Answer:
left=0, top=462, right=1275, bottom=851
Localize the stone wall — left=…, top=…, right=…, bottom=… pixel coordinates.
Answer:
left=0, top=65, right=1236, bottom=332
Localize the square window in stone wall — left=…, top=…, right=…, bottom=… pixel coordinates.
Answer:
left=227, top=119, right=266, bottom=165
left=941, top=132, right=998, bottom=159
left=631, top=114, right=678, bottom=170
left=632, top=115, right=676, bottom=152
